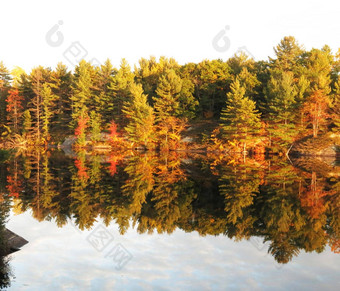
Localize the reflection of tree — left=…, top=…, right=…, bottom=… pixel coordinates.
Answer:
left=2, top=150, right=340, bottom=265
left=219, top=161, right=260, bottom=239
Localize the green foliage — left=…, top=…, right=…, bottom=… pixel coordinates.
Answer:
left=220, top=79, right=261, bottom=151
left=0, top=37, right=338, bottom=151
left=122, top=83, right=155, bottom=148
left=90, top=111, right=102, bottom=142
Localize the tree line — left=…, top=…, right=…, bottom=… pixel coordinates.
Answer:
left=0, top=36, right=339, bottom=152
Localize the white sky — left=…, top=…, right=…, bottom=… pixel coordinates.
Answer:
left=0, top=0, right=339, bottom=72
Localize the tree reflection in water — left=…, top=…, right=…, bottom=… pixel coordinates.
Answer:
left=1, top=149, right=339, bottom=277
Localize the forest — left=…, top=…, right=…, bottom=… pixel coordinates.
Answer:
left=0, top=36, right=339, bottom=154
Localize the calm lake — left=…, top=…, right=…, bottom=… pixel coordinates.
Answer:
left=0, top=150, right=339, bottom=290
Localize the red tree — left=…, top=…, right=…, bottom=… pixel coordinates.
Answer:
left=6, top=88, right=24, bottom=133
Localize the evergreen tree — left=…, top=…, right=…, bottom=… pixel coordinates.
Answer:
left=50, top=63, right=72, bottom=134
left=71, top=60, right=95, bottom=128
left=29, top=67, right=52, bottom=143
left=153, top=69, right=182, bottom=118
left=271, top=36, right=304, bottom=72
left=122, top=83, right=154, bottom=148
left=110, top=59, right=134, bottom=127
left=95, top=59, right=116, bottom=125
left=265, top=70, right=298, bottom=148
left=41, top=83, right=58, bottom=141
left=220, top=79, right=261, bottom=153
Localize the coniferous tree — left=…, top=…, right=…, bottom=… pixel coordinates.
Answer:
left=122, top=83, right=154, bottom=148
left=110, top=59, right=134, bottom=127
left=71, top=60, right=95, bottom=129
left=41, top=83, right=58, bottom=141
left=265, top=70, right=298, bottom=148
left=220, top=79, right=261, bottom=154
left=50, top=63, right=72, bottom=134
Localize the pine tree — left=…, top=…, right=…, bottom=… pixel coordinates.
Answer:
left=41, top=83, right=58, bottom=141
left=95, top=59, right=116, bottom=125
left=29, top=67, right=51, bottom=143
left=71, top=60, right=95, bottom=129
left=153, top=69, right=182, bottom=118
left=153, top=70, right=187, bottom=149
left=271, top=36, right=304, bottom=72
left=196, top=59, right=231, bottom=117
left=265, top=70, right=298, bottom=148
left=122, top=83, right=154, bottom=148
left=50, top=63, right=72, bottom=134
left=220, top=79, right=261, bottom=154
left=110, top=59, right=134, bottom=127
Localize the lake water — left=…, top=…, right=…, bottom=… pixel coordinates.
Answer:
left=0, top=150, right=339, bottom=290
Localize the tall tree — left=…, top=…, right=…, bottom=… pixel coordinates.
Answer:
left=220, top=79, right=261, bottom=154
left=110, top=59, right=134, bottom=127
left=122, top=83, right=155, bottom=148
left=71, top=60, right=95, bottom=129
left=302, top=89, right=331, bottom=137
left=265, top=70, right=298, bottom=148
left=49, top=63, right=72, bottom=134
left=41, top=83, right=58, bottom=141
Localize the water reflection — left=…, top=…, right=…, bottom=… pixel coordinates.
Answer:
left=0, top=149, right=339, bottom=285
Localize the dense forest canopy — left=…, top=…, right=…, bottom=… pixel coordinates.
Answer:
left=0, top=36, right=339, bottom=153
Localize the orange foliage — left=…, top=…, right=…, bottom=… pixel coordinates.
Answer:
left=330, top=238, right=340, bottom=254
left=74, top=158, right=89, bottom=180
left=299, top=172, right=334, bottom=219
left=302, top=89, right=330, bottom=137
left=75, top=115, right=89, bottom=136
left=6, top=175, right=21, bottom=198
left=6, top=89, right=23, bottom=113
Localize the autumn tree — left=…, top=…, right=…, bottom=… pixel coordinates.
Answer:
left=6, top=89, right=24, bottom=133
left=302, top=89, right=331, bottom=137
